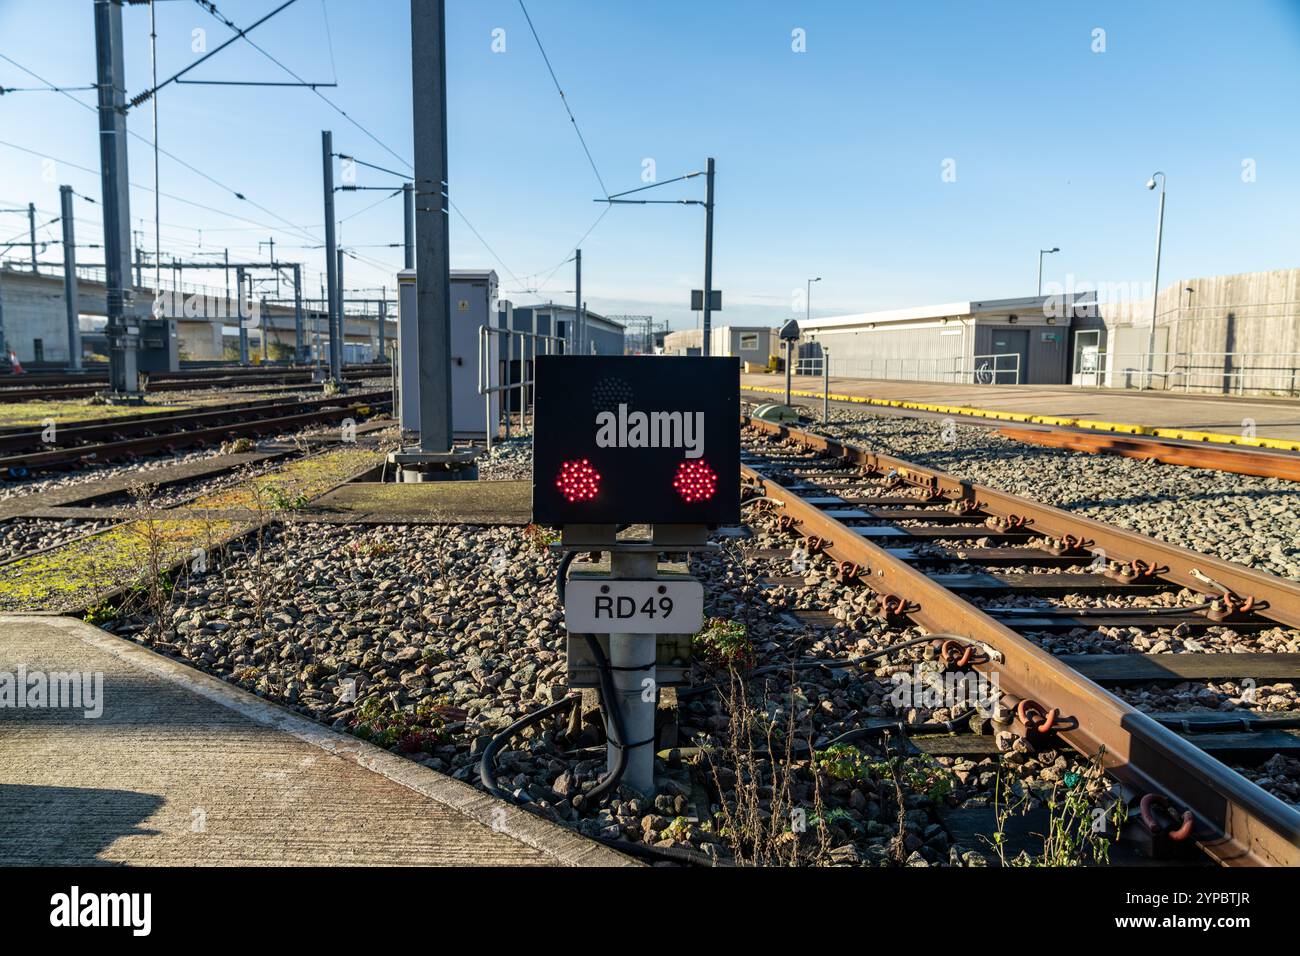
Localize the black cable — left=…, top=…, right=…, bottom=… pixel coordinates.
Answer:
left=592, top=836, right=726, bottom=868
left=819, top=708, right=980, bottom=750
left=984, top=601, right=1215, bottom=618
left=478, top=694, right=580, bottom=801
left=677, top=633, right=982, bottom=698
left=556, top=549, right=631, bottom=806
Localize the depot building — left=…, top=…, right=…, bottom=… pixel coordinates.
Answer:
left=797, top=294, right=1097, bottom=386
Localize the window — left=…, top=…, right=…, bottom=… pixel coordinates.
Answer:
left=739, top=332, right=760, bottom=350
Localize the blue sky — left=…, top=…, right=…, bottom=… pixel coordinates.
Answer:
left=2, top=0, right=1298, bottom=329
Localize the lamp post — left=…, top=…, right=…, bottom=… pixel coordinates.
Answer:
left=805, top=276, right=820, bottom=326
left=1036, top=247, right=1059, bottom=297
left=1144, top=172, right=1166, bottom=390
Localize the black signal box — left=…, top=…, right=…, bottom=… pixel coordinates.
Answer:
left=531, top=356, right=740, bottom=526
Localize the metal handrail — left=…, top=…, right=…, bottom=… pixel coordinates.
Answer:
left=1087, top=350, right=1300, bottom=396
left=796, top=351, right=1022, bottom=386
left=478, top=324, right=564, bottom=449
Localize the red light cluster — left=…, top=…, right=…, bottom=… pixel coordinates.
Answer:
left=555, top=458, right=601, bottom=502
left=673, top=459, right=717, bottom=503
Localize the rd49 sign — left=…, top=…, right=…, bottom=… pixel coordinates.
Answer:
left=564, top=578, right=704, bottom=635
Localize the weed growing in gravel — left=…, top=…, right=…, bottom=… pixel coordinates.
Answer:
left=349, top=538, right=394, bottom=558
left=350, top=695, right=450, bottom=755
left=264, top=486, right=310, bottom=511
left=83, top=601, right=118, bottom=627
left=706, top=667, right=830, bottom=866
left=694, top=617, right=753, bottom=667
left=870, top=753, right=954, bottom=803
left=815, top=743, right=873, bottom=782
left=983, top=750, right=1118, bottom=866
left=522, top=523, right=559, bottom=553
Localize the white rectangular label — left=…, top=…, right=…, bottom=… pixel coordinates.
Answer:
left=565, top=578, right=703, bottom=634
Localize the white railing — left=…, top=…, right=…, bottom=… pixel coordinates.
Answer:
left=478, top=324, right=565, bottom=449
left=796, top=351, right=1022, bottom=385
left=1088, top=351, right=1300, bottom=396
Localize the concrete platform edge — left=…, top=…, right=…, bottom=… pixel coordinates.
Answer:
left=6, top=615, right=637, bottom=868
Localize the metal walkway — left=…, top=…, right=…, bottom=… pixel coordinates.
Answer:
left=0, top=616, right=630, bottom=867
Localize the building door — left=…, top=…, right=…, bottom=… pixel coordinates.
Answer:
left=987, top=329, right=1028, bottom=384
left=1072, top=330, right=1101, bottom=387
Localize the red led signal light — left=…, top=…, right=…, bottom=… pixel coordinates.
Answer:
left=672, top=459, right=717, bottom=503
left=556, top=458, right=601, bottom=503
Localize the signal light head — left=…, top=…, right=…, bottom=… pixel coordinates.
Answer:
left=556, top=458, right=601, bottom=503
left=672, top=459, right=717, bottom=503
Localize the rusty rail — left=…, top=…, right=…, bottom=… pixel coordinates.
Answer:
left=743, top=416, right=1300, bottom=866
left=747, top=417, right=1300, bottom=630
left=997, top=425, right=1300, bottom=483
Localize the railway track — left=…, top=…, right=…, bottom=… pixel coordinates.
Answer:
left=740, top=415, right=1300, bottom=866
left=0, top=390, right=391, bottom=476
left=0, top=365, right=391, bottom=402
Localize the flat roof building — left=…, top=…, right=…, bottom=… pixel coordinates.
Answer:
left=800, top=294, right=1094, bottom=385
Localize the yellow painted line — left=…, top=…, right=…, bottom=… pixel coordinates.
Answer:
left=742, top=384, right=1300, bottom=453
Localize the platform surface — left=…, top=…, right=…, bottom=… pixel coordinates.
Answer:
left=309, top=480, right=531, bottom=525
left=742, top=373, right=1300, bottom=440
left=0, top=615, right=629, bottom=867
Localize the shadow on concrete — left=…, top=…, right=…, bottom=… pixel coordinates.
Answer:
left=0, top=783, right=162, bottom=866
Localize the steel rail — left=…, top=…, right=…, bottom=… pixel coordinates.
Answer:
left=0, top=368, right=391, bottom=403
left=745, top=417, right=1300, bottom=630
left=742, top=417, right=1300, bottom=866
left=0, top=395, right=389, bottom=471
left=0, top=390, right=392, bottom=456
left=996, top=425, right=1300, bottom=482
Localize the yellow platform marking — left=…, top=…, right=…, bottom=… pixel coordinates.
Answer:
left=742, top=384, right=1300, bottom=452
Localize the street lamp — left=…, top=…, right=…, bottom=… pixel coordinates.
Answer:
left=1036, top=247, right=1059, bottom=297
left=1144, top=172, right=1166, bottom=390
left=806, top=276, right=821, bottom=326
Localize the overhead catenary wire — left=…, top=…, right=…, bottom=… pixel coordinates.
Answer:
left=516, top=0, right=609, bottom=199
left=0, top=53, right=324, bottom=249
left=193, top=0, right=413, bottom=176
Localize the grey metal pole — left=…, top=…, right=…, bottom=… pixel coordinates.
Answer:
left=378, top=296, right=386, bottom=362
left=1036, top=247, right=1057, bottom=297
left=785, top=339, right=793, bottom=406
left=59, top=186, right=82, bottom=370
left=236, top=266, right=248, bottom=365
left=292, top=263, right=304, bottom=362
left=503, top=313, right=512, bottom=440
left=823, top=349, right=830, bottom=424
left=574, top=248, right=582, bottom=355
left=135, top=244, right=143, bottom=289
left=411, top=0, right=453, bottom=454
left=0, top=264, right=6, bottom=364
left=322, top=130, right=342, bottom=383
left=94, top=0, right=139, bottom=397
left=403, top=181, right=415, bottom=270
left=1145, top=174, right=1166, bottom=391
left=337, top=246, right=345, bottom=369
left=701, top=157, right=715, bottom=357
left=607, top=549, right=658, bottom=796
left=28, top=203, right=37, bottom=272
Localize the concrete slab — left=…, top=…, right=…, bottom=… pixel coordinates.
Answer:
left=742, top=373, right=1300, bottom=443
left=0, top=615, right=633, bottom=866
left=308, top=480, right=531, bottom=525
